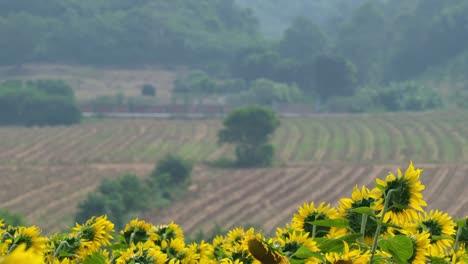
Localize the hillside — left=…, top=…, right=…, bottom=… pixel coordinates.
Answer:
left=0, top=111, right=467, bottom=234
left=0, top=64, right=180, bottom=101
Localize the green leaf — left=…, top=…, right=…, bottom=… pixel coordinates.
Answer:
left=318, top=239, right=345, bottom=253
left=377, top=239, right=390, bottom=252
left=109, top=242, right=128, bottom=250
left=457, top=219, right=467, bottom=228
left=289, top=258, right=305, bottom=264
left=349, top=207, right=376, bottom=216
left=83, top=252, right=107, bottom=264
left=388, top=235, right=413, bottom=261
left=309, top=219, right=349, bottom=228
left=293, top=246, right=325, bottom=261
left=317, top=234, right=362, bottom=253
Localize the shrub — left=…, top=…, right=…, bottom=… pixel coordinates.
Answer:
left=151, top=155, right=193, bottom=187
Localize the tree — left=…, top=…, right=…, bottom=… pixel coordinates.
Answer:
left=278, top=17, right=327, bottom=62
left=313, top=55, right=357, bottom=100
left=218, top=105, right=280, bottom=167
left=151, top=155, right=193, bottom=187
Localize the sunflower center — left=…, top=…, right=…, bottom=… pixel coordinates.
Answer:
left=385, top=178, right=411, bottom=213
left=283, top=242, right=301, bottom=257
left=16, top=235, right=33, bottom=249
left=346, top=198, right=384, bottom=237
left=232, top=250, right=253, bottom=264
left=418, top=220, right=442, bottom=244
left=80, top=226, right=95, bottom=241
left=155, top=227, right=176, bottom=241
left=123, top=228, right=150, bottom=244
left=304, top=213, right=330, bottom=237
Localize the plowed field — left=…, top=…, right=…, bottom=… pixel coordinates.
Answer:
left=0, top=111, right=467, bottom=234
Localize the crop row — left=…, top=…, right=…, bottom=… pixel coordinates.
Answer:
left=0, top=112, right=467, bottom=165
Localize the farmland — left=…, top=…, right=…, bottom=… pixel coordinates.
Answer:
left=0, top=110, right=467, bottom=234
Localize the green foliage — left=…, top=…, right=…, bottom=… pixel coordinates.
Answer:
left=0, top=80, right=80, bottom=126
left=151, top=155, right=193, bottom=187
left=76, top=156, right=193, bottom=230
left=219, top=105, right=280, bottom=167
left=75, top=174, right=149, bottom=230
left=228, top=78, right=303, bottom=106
left=174, top=71, right=218, bottom=95
left=278, top=17, right=328, bottom=62
left=313, top=55, right=357, bottom=100
left=360, top=81, right=442, bottom=112
left=0, top=209, right=27, bottom=227
left=0, top=0, right=260, bottom=66
left=141, top=84, right=156, bottom=97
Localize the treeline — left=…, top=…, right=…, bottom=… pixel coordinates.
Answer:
left=3, top=0, right=468, bottom=112
left=0, top=0, right=259, bottom=66
left=0, top=80, right=80, bottom=126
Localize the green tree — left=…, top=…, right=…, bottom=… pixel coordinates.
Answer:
left=218, top=105, right=280, bottom=167
left=278, top=17, right=327, bottom=62
left=313, top=55, right=357, bottom=100
left=151, top=155, right=193, bottom=187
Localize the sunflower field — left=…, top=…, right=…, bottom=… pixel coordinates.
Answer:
left=0, top=162, right=467, bottom=264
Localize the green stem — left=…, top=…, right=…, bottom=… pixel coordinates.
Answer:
left=312, top=224, right=317, bottom=238
left=53, top=241, right=72, bottom=258
left=454, top=226, right=463, bottom=252
left=129, top=231, right=136, bottom=245
left=370, top=189, right=396, bottom=263
left=360, top=214, right=368, bottom=243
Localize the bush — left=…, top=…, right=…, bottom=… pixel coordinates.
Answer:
left=228, top=78, right=303, bottom=106
left=359, top=81, right=442, bottom=112
left=151, top=155, right=193, bottom=187
left=174, top=70, right=218, bottom=95
left=0, top=80, right=81, bottom=126
left=141, top=84, right=156, bottom=97
left=75, top=174, right=149, bottom=230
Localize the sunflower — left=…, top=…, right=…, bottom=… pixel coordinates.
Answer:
left=399, top=230, right=431, bottom=264
left=0, top=243, right=44, bottom=264
left=121, top=218, right=155, bottom=245
left=324, top=241, right=371, bottom=264
left=415, top=210, right=455, bottom=257
left=160, top=237, right=186, bottom=261
left=338, top=185, right=382, bottom=242
left=115, top=241, right=168, bottom=264
left=71, top=215, right=114, bottom=250
left=292, top=202, right=345, bottom=238
left=222, top=243, right=256, bottom=264
left=151, top=222, right=184, bottom=245
left=248, top=237, right=288, bottom=264
left=226, top=227, right=248, bottom=245
left=374, top=162, right=427, bottom=225
left=11, top=226, right=47, bottom=253
left=274, top=230, right=319, bottom=263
